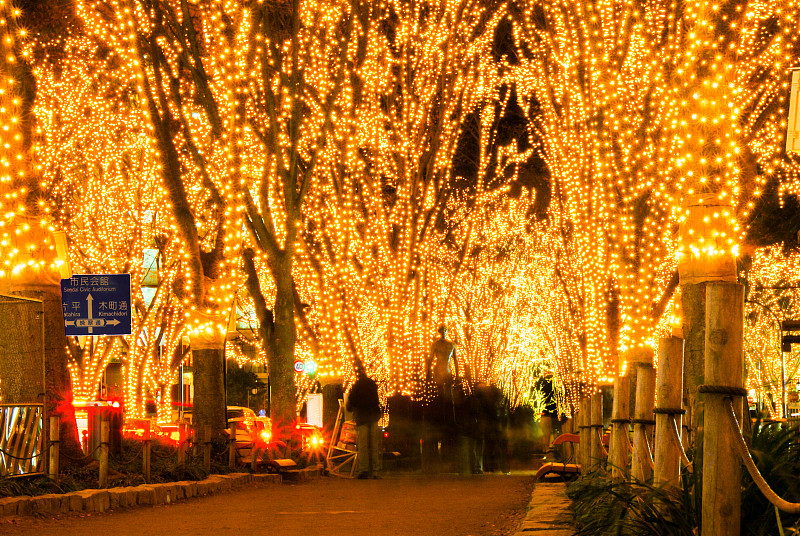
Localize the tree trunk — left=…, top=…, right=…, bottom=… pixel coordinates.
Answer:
left=701, top=283, right=744, bottom=536
left=681, top=282, right=706, bottom=452
left=191, top=343, right=227, bottom=437
left=269, top=253, right=297, bottom=430
left=10, top=283, right=83, bottom=464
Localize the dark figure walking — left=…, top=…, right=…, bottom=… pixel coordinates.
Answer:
left=347, top=360, right=382, bottom=479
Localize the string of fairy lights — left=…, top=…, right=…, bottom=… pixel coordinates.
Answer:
left=0, top=0, right=799, bottom=419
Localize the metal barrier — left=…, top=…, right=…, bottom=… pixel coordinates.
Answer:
left=0, top=404, right=45, bottom=476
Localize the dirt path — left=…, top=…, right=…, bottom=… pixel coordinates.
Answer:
left=1, top=473, right=534, bottom=536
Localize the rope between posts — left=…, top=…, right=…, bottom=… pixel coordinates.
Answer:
left=60, top=443, right=103, bottom=461
left=698, top=384, right=748, bottom=396
left=0, top=447, right=45, bottom=460
left=631, top=418, right=656, bottom=425
left=109, top=446, right=142, bottom=466
left=597, top=429, right=608, bottom=458
left=725, top=398, right=800, bottom=514
left=669, top=416, right=693, bottom=471
left=610, top=418, right=631, bottom=424
left=639, top=426, right=655, bottom=470
left=150, top=443, right=179, bottom=459
left=653, top=407, right=686, bottom=415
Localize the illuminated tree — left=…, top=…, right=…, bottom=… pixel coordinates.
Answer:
left=294, top=0, right=505, bottom=396
left=29, top=28, right=188, bottom=422
left=0, top=0, right=89, bottom=459
left=744, top=247, right=800, bottom=418
left=64, top=0, right=361, bottom=434
left=504, top=0, right=800, bottom=408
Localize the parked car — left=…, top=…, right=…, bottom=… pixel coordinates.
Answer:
left=227, top=406, right=256, bottom=443
left=294, top=422, right=325, bottom=451
left=255, top=416, right=272, bottom=443
left=227, top=406, right=272, bottom=446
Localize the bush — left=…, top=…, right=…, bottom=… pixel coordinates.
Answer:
left=568, top=421, right=800, bottom=536
left=567, top=471, right=696, bottom=536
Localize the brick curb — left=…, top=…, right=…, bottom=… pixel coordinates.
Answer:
left=512, top=481, right=575, bottom=535
left=0, top=472, right=281, bottom=519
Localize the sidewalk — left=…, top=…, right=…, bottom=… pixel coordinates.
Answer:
left=513, top=481, right=575, bottom=535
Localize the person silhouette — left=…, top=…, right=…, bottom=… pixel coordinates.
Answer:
left=346, top=359, right=382, bottom=479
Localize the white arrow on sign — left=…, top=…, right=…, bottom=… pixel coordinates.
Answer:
left=86, top=293, right=93, bottom=334
left=64, top=294, right=101, bottom=334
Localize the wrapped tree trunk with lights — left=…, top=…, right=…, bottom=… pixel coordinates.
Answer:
left=30, top=15, right=191, bottom=425
left=69, top=0, right=356, bottom=433
left=0, top=4, right=89, bottom=462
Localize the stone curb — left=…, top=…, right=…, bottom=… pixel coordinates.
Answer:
left=280, top=464, right=324, bottom=482
left=0, top=472, right=281, bottom=519
left=513, top=482, right=575, bottom=536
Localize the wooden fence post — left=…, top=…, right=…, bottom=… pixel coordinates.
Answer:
left=654, top=336, right=684, bottom=489
left=99, top=417, right=109, bottom=488
left=577, top=399, right=585, bottom=470
left=631, top=363, right=655, bottom=482
left=143, top=426, right=151, bottom=484
left=177, top=423, right=187, bottom=465
left=228, top=428, right=237, bottom=468
left=540, top=414, right=553, bottom=455
left=609, top=375, right=630, bottom=480
left=563, top=417, right=574, bottom=463
left=702, top=282, right=744, bottom=536
left=580, top=397, right=590, bottom=471
left=203, top=426, right=212, bottom=472
left=48, top=415, right=60, bottom=481
left=590, top=392, right=603, bottom=471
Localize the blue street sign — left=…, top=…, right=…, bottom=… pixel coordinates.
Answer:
left=60, top=274, right=132, bottom=336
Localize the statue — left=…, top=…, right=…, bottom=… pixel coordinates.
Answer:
left=422, top=324, right=460, bottom=472
left=427, top=324, right=458, bottom=386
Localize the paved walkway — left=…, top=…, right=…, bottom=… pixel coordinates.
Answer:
left=1, top=473, right=535, bottom=536
left=513, top=481, right=575, bottom=536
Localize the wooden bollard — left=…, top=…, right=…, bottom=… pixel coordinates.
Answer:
left=177, top=423, right=187, bottom=465
left=48, top=415, right=60, bottom=481
left=99, top=418, right=109, bottom=488
left=563, top=417, right=574, bottom=463
left=540, top=414, right=553, bottom=454
left=251, top=445, right=259, bottom=472
left=203, top=426, right=212, bottom=472
left=631, top=363, right=655, bottom=482
left=580, top=397, right=590, bottom=471
left=609, top=375, right=630, bottom=480
left=577, top=400, right=585, bottom=470
left=702, top=283, right=744, bottom=536
left=590, top=392, right=603, bottom=472
left=654, top=336, right=684, bottom=489
left=228, top=428, right=237, bottom=468
left=143, top=437, right=151, bottom=483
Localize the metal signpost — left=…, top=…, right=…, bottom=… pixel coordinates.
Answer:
left=60, top=274, right=132, bottom=336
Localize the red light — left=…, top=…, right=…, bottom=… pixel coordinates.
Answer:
left=383, top=431, right=389, bottom=438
